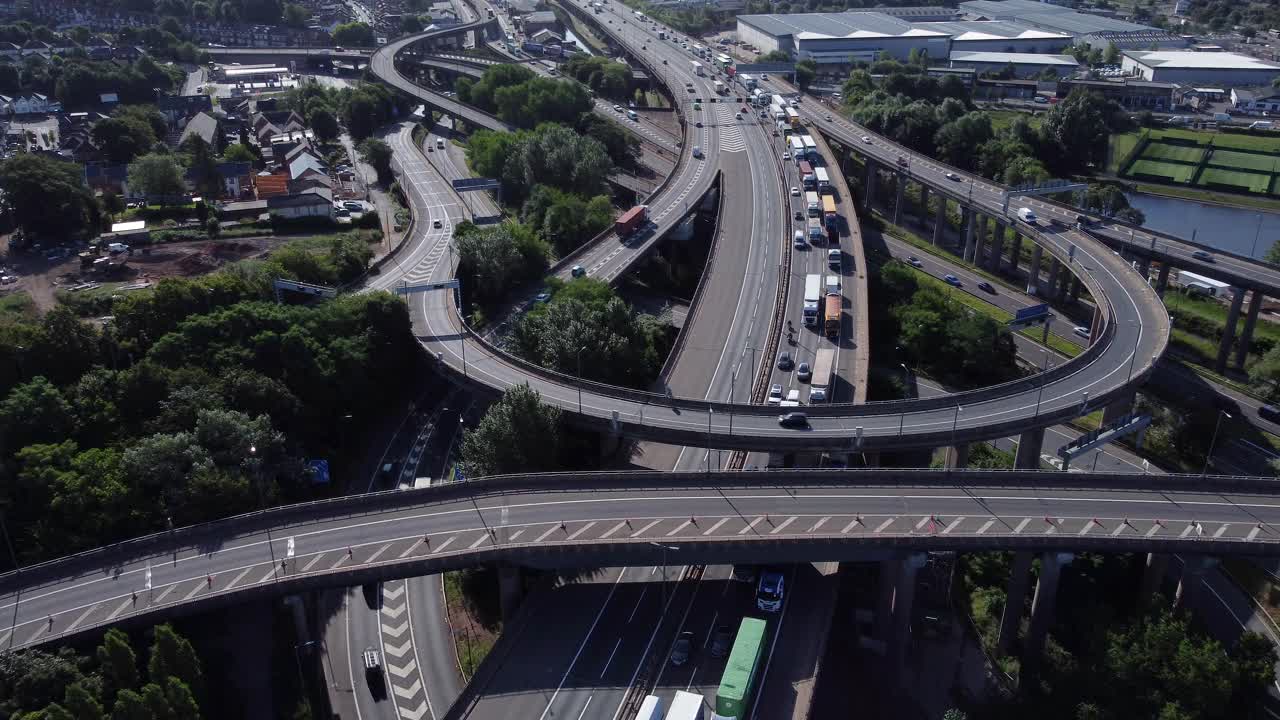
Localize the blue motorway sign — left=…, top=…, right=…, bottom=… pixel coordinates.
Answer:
left=307, top=459, right=331, bottom=485
left=1012, top=303, right=1050, bottom=325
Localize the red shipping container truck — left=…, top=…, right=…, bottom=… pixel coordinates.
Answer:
left=615, top=205, right=648, bottom=235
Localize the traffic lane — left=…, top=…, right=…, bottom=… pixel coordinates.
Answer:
left=349, top=586, right=396, bottom=718
left=408, top=575, right=463, bottom=715
left=321, top=589, right=365, bottom=720
left=752, top=562, right=839, bottom=720
left=648, top=565, right=736, bottom=696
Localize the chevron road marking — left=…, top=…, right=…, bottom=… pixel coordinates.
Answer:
left=915, top=516, right=931, bottom=531
left=769, top=517, right=797, bottom=535
left=155, top=586, right=176, bottom=604
left=631, top=519, right=662, bottom=538
left=106, top=598, right=133, bottom=621
left=381, top=603, right=405, bottom=620
left=367, top=543, right=392, bottom=564
left=509, top=528, right=526, bottom=541
left=942, top=517, right=966, bottom=535
left=1145, top=523, right=1162, bottom=537
left=256, top=567, right=276, bottom=584
left=739, top=517, right=765, bottom=535
left=567, top=521, right=597, bottom=541
left=1249, top=525, right=1263, bottom=542
left=384, top=584, right=405, bottom=601
left=1014, top=518, right=1031, bottom=534
left=1111, top=522, right=1128, bottom=537
left=65, top=604, right=99, bottom=632
left=329, top=554, right=349, bottom=570
left=1214, top=524, right=1230, bottom=538
left=809, top=517, right=830, bottom=533
left=394, top=678, right=423, bottom=700
left=535, top=525, right=561, bottom=543
left=384, top=639, right=413, bottom=658
left=666, top=520, right=692, bottom=537
left=398, top=700, right=429, bottom=720
left=704, top=518, right=730, bottom=536
left=977, top=520, right=995, bottom=535
left=874, top=518, right=895, bottom=534
left=227, top=567, right=253, bottom=589
left=301, top=554, right=325, bottom=572
left=600, top=521, right=628, bottom=539
left=387, top=658, right=418, bottom=679
left=432, top=536, right=457, bottom=554
left=468, top=533, right=491, bottom=550
left=382, top=621, right=409, bottom=638
left=1079, top=521, right=1095, bottom=536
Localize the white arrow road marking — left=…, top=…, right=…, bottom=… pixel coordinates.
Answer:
left=384, top=639, right=413, bottom=658
left=387, top=659, right=418, bottom=679
left=398, top=700, right=429, bottom=720
left=381, top=603, right=406, bottom=619
left=393, top=678, right=423, bottom=699
left=384, top=583, right=406, bottom=601
left=382, top=621, right=409, bottom=638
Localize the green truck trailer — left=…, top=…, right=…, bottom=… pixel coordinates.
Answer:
left=713, top=617, right=766, bottom=720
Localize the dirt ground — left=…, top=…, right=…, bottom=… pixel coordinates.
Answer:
left=0, top=235, right=280, bottom=313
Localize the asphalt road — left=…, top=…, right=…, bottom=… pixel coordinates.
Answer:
left=8, top=472, right=1280, bottom=652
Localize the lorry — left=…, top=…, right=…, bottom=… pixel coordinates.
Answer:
left=1016, top=207, right=1037, bottom=224
left=713, top=80, right=725, bottom=94
left=1176, top=270, right=1230, bottom=297
left=807, top=217, right=824, bottom=242
left=814, top=166, right=830, bottom=191
left=658, top=30, right=667, bottom=39
left=823, top=293, right=841, bottom=338
left=801, top=134, right=817, bottom=158
left=810, top=347, right=835, bottom=402
left=798, top=160, right=814, bottom=188
left=821, top=195, right=838, bottom=230
left=802, top=273, right=821, bottom=326
left=614, top=205, right=647, bottom=235
left=636, top=695, right=662, bottom=720
left=668, top=690, right=704, bottom=720
left=805, top=191, right=820, bottom=216
left=691, top=60, right=703, bottom=76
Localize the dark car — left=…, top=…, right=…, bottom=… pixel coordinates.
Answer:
left=943, top=274, right=961, bottom=287
left=710, top=625, right=734, bottom=658
left=778, top=412, right=808, bottom=428
left=776, top=351, right=793, bottom=370
left=671, top=631, right=694, bottom=666
left=977, top=281, right=996, bottom=294
left=1260, top=404, right=1280, bottom=423
left=794, top=210, right=805, bottom=221
left=796, top=362, right=811, bottom=381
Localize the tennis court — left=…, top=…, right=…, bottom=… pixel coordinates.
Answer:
left=1140, top=142, right=1204, bottom=164
left=1207, top=149, right=1278, bottom=173
left=1197, top=167, right=1272, bottom=193
left=1129, top=159, right=1195, bottom=183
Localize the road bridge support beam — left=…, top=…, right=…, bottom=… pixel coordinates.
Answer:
left=972, top=215, right=987, bottom=266
left=996, top=551, right=1034, bottom=656
left=1138, top=552, right=1170, bottom=609
left=1235, top=290, right=1264, bottom=371
left=961, top=207, right=975, bottom=262
left=1215, top=286, right=1246, bottom=373
left=499, top=565, right=524, bottom=621
left=1173, top=555, right=1217, bottom=613
left=877, top=556, right=897, bottom=646
left=1014, top=428, right=1044, bottom=469
left=863, top=161, right=878, bottom=208
left=893, top=173, right=905, bottom=226
left=933, top=196, right=947, bottom=246
left=1007, top=234, right=1023, bottom=275
left=1070, top=276, right=1081, bottom=302
left=1101, top=390, right=1135, bottom=426
left=944, top=443, right=969, bottom=469
left=1045, top=260, right=1060, bottom=301
left=1057, top=264, right=1073, bottom=301
left=1023, top=552, right=1074, bottom=679
left=919, top=185, right=929, bottom=224
left=1027, top=244, right=1043, bottom=294
left=1136, top=257, right=1151, bottom=280
left=1156, top=264, right=1171, bottom=296
left=988, top=221, right=1006, bottom=272
left=890, top=552, right=928, bottom=672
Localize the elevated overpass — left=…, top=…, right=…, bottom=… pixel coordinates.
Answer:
left=3, top=469, right=1277, bottom=652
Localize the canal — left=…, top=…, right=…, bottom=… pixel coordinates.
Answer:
left=1126, top=191, right=1280, bottom=260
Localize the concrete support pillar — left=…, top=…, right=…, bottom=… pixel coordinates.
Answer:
left=972, top=215, right=987, bottom=266
left=1136, top=257, right=1151, bottom=280
left=863, top=161, right=877, bottom=208
left=877, top=556, right=898, bottom=645
left=996, top=551, right=1034, bottom=656
left=1057, top=265, right=1073, bottom=301
left=944, top=443, right=969, bottom=469
left=1173, top=555, right=1218, bottom=613
left=893, top=174, right=905, bottom=226
left=1235, top=290, right=1264, bottom=371
left=1007, top=234, right=1023, bottom=275
left=1101, top=390, right=1135, bottom=426
left=1023, top=552, right=1074, bottom=677
left=1156, top=264, right=1171, bottom=296
left=1014, top=428, right=1044, bottom=469
left=890, top=552, right=928, bottom=670
left=988, top=221, right=1006, bottom=272
left=961, top=207, right=975, bottom=262
left=1091, top=305, right=1104, bottom=346
left=919, top=185, right=929, bottom=223
left=1045, top=260, right=1060, bottom=301
left=1027, top=244, right=1043, bottom=295
left=932, top=196, right=947, bottom=246
left=499, top=565, right=524, bottom=621
left=1070, top=276, right=1082, bottom=302
left=1215, top=286, right=1246, bottom=374
left=1138, top=552, right=1170, bottom=609
left=599, top=430, right=620, bottom=458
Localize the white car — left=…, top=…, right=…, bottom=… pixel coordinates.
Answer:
left=782, top=151, right=790, bottom=160
left=860, top=136, right=872, bottom=144
left=945, top=172, right=960, bottom=181
left=1073, top=326, right=1090, bottom=339
left=790, top=186, right=800, bottom=196
left=768, top=384, right=783, bottom=404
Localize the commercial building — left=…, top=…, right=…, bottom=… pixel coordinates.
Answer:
left=875, top=6, right=960, bottom=22
left=1231, top=87, right=1280, bottom=113
left=736, top=11, right=951, bottom=64
left=973, top=77, right=1037, bottom=100
left=948, top=50, right=1079, bottom=77
left=1121, top=50, right=1280, bottom=86
left=1056, top=77, right=1174, bottom=109
left=958, top=0, right=1186, bottom=48
left=914, top=20, right=1070, bottom=53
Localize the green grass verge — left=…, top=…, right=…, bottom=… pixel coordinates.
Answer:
left=442, top=571, right=498, bottom=680
left=1109, top=133, right=1139, bottom=173
left=986, top=109, right=1041, bottom=135
left=1140, top=142, right=1204, bottom=164
left=1129, top=158, right=1196, bottom=183
left=0, top=292, right=36, bottom=322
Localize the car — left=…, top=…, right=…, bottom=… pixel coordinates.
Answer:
left=741, top=106, right=749, bottom=113
left=794, top=210, right=805, bottom=221
left=433, top=218, right=443, bottom=228
left=776, top=351, right=793, bottom=370
left=662, top=59, right=668, bottom=64
left=534, top=291, right=551, bottom=303
left=694, top=103, right=702, bottom=110
left=977, top=281, right=995, bottom=294
left=860, top=135, right=872, bottom=144
left=796, top=362, right=811, bottom=381
left=670, top=631, right=694, bottom=666
left=1259, top=404, right=1280, bottom=423
left=943, top=274, right=961, bottom=287
left=794, top=230, right=806, bottom=248
left=790, top=186, right=800, bottom=196
left=571, top=265, right=586, bottom=278
left=1192, top=250, right=1214, bottom=262
left=734, top=113, right=741, bottom=120
left=782, top=151, right=790, bottom=160
left=825, top=114, right=832, bottom=121
left=692, top=146, right=703, bottom=158
left=362, top=647, right=381, bottom=671
left=1034, top=96, right=1049, bottom=104
left=768, top=384, right=783, bottom=404
left=1073, top=326, right=1090, bottom=339
left=945, top=171, right=960, bottom=181
left=695, top=121, right=703, bottom=127
left=756, top=569, right=785, bottom=610
left=710, top=625, right=733, bottom=658
left=687, top=86, right=696, bottom=93
left=777, top=412, right=808, bottom=428
left=613, top=104, right=622, bottom=112
left=827, top=249, right=841, bottom=269
left=907, top=255, right=923, bottom=268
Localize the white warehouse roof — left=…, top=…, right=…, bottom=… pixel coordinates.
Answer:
left=1125, top=50, right=1280, bottom=71
left=739, top=11, right=948, bottom=41
left=914, top=20, right=1069, bottom=43
left=950, top=50, right=1078, bottom=66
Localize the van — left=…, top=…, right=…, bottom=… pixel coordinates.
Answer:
left=1016, top=207, right=1037, bottom=224
left=435, top=138, right=445, bottom=149
left=794, top=230, right=806, bottom=247
left=627, top=110, right=637, bottom=120
left=692, top=146, right=703, bottom=158
left=786, top=389, right=800, bottom=403
left=1260, top=404, right=1280, bottom=423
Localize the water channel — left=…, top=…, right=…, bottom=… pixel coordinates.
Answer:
left=1125, top=191, right=1280, bottom=260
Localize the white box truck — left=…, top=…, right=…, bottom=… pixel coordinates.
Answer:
left=691, top=60, right=703, bottom=76
left=803, top=273, right=821, bottom=326
left=810, top=347, right=835, bottom=402
left=636, top=695, right=662, bottom=720
left=806, top=191, right=821, bottom=216
left=713, top=80, right=725, bottom=94
left=666, top=690, right=703, bottom=720
left=1016, top=207, right=1037, bottom=224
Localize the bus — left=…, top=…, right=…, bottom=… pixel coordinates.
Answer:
left=666, top=691, right=702, bottom=719
left=715, top=53, right=732, bottom=67
left=715, top=618, right=766, bottom=720
left=814, top=166, right=830, bottom=191
left=785, top=106, right=800, bottom=127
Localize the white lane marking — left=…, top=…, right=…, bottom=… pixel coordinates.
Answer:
left=841, top=518, right=861, bottom=534
left=537, top=570, right=627, bottom=720
left=1145, top=523, right=1162, bottom=537
left=667, top=520, right=692, bottom=537
left=874, top=518, right=895, bottom=534
left=387, top=658, right=418, bottom=679
left=942, top=517, right=966, bottom=534
left=704, top=518, right=730, bottom=536
left=1079, top=520, right=1096, bottom=536
left=977, top=520, right=995, bottom=534
left=468, top=533, right=491, bottom=550
left=631, top=519, right=662, bottom=538
left=510, top=529, right=526, bottom=541
left=65, top=604, right=99, bottom=632
left=1014, top=518, right=1031, bottom=534
left=106, top=598, right=132, bottom=621
left=394, top=678, right=423, bottom=700
left=600, top=638, right=624, bottom=679
left=1215, top=524, right=1230, bottom=538
left=1249, top=525, right=1263, bottom=541
left=302, top=553, right=325, bottom=572
left=432, top=536, right=457, bottom=554
left=738, top=517, right=765, bottom=535
left=769, top=517, right=797, bottom=535
left=155, top=585, right=176, bottom=604
left=398, top=543, right=420, bottom=559
left=575, top=695, right=594, bottom=720
left=600, top=521, right=628, bottom=539
left=567, top=521, right=598, bottom=541
left=367, top=543, right=392, bottom=564
left=227, top=567, right=253, bottom=589
left=809, top=516, right=830, bottom=533
left=382, top=621, right=409, bottom=638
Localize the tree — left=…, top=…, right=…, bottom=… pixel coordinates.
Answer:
left=401, top=14, right=424, bottom=33
left=221, top=143, right=257, bottom=164
left=357, top=138, right=392, bottom=183
left=110, top=690, right=152, bottom=720
left=128, top=153, right=187, bottom=202
left=181, top=135, right=221, bottom=199
left=307, top=106, right=340, bottom=142
left=1265, top=239, right=1280, bottom=266
left=0, top=153, right=101, bottom=239
left=1103, top=41, right=1121, bottom=65
left=1, top=378, right=75, bottom=451
left=91, top=115, right=158, bottom=163
left=62, top=683, right=104, bottom=720
left=794, top=59, right=817, bottom=91
left=1039, top=89, right=1116, bottom=172
left=282, top=2, right=309, bottom=27
left=332, top=22, right=375, bottom=46
left=147, top=624, right=204, bottom=698
left=97, top=629, right=139, bottom=703
left=460, top=384, right=562, bottom=477
left=453, top=221, right=550, bottom=307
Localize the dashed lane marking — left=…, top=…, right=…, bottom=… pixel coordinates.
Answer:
left=769, top=517, right=797, bottom=535
left=600, top=521, right=628, bottom=539
left=738, top=517, right=764, bottom=535
left=567, top=521, right=598, bottom=541
left=704, top=518, right=730, bottom=536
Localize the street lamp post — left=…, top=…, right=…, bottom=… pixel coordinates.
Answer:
left=576, top=346, right=587, bottom=416
left=1202, top=410, right=1231, bottom=475
left=1253, top=213, right=1264, bottom=258
left=950, top=405, right=962, bottom=455
left=1034, top=351, right=1050, bottom=419
left=649, top=541, right=679, bottom=610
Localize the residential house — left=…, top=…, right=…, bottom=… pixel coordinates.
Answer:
left=287, top=152, right=328, bottom=183
left=84, top=163, right=131, bottom=198
left=267, top=187, right=334, bottom=220
left=180, top=111, right=220, bottom=148
left=20, top=39, right=51, bottom=57
left=218, top=198, right=269, bottom=221
left=0, top=43, right=21, bottom=59
left=157, top=94, right=214, bottom=127
left=254, top=171, right=290, bottom=198
left=288, top=173, right=333, bottom=194
left=11, top=93, right=52, bottom=115
left=216, top=161, right=253, bottom=199
left=58, top=131, right=98, bottom=163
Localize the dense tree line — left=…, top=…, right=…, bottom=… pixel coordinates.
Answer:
left=456, top=64, right=593, bottom=129
left=0, top=52, right=184, bottom=108
left=560, top=55, right=632, bottom=100
left=520, top=185, right=612, bottom=256
left=280, top=81, right=398, bottom=140
left=460, top=384, right=562, bottom=478
left=0, top=625, right=210, bottom=720
left=0, top=245, right=411, bottom=565
left=467, top=123, right=614, bottom=207
left=453, top=220, right=551, bottom=312
left=0, top=154, right=102, bottom=241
